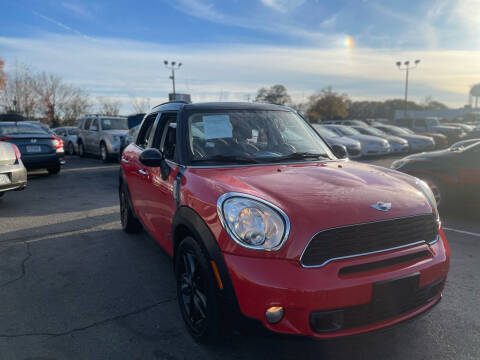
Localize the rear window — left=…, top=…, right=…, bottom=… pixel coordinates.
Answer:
left=101, top=118, right=128, bottom=130
left=0, top=124, right=48, bottom=135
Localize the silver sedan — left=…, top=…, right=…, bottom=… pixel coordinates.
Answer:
left=0, top=141, right=27, bottom=198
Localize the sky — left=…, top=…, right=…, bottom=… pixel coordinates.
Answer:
left=1, top=0, right=480, bottom=113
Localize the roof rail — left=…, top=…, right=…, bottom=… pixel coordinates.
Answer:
left=153, top=100, right=190, bottom=108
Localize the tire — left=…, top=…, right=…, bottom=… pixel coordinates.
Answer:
left=78, top=141, right=85, bottom=157
left=47, top=165, right=61, bottom=175
left=119, top=183, right=142, bottom=233
left=67, top=142, right=75, bottom=155
left=175, top=237, right=222, bottom=344
left=100, top=142, right=109, bottom=163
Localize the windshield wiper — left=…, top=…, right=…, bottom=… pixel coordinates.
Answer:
left=192, top=154, right=261, bottom=164
left=268, top=152, right=329, bottom=162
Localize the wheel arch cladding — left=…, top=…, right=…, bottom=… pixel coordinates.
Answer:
left=172, top=206, right=263, bottom=330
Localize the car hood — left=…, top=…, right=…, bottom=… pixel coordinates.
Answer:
left=188, top=161, right=433, bottom=260
left=348, top=134, right=386, bottom=143
left=397, top=134, right=432, bottom=142
left=326, top=137, right=360, bottom=147
left=432, top=125, right=461, bottom=133
left=401, top=149, right=452, bottom=161
left=103, top=130, right=128, bottom=136
left=383, top=135, right=407, bottom=144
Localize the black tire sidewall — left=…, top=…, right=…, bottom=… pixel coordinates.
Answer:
left=78, top=142, right=85, bottom=157
left=175, top=237, right=221, bottom=343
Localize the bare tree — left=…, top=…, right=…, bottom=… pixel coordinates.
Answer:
left=97, top=96, right=121, bottom=116
left=34, top=72, right=75, bottom=126
left=132, top=97, right=150, bottom=113
left=0, top=58, right=5, bottom=90
left=59, top=88, right=91, bottom=125
left=0, top=63, right=38, bottom=118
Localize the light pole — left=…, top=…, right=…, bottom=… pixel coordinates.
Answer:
left=396, top=59, right=420, bottom=118
left=164, top=60, right=182, bottom=98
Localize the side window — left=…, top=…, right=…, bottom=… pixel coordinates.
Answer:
left=136, top=113, right=157, bottom=148
left=84, top=119, right=92, bottom=130
left=415, top=119, right=426, bottom=128
left=91, top=119, right=99, bottom=131
left=153, top=113, right=178, bottom=161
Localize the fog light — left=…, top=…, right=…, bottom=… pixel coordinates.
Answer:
left=265, top=306, right=284, bottom=324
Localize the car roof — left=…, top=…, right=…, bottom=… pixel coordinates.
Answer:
left=152, top=101, right=293, bottom=112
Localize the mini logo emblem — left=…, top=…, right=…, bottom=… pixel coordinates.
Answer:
left=30, top=138, right=37, bottom=143
left=371, top=201, right=392, bottom=211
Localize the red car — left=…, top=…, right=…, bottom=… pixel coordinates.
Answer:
left=119, top=102, right=449, bottom=343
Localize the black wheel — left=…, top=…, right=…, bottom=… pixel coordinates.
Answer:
left=67, top=142, right=75, bottom=155
left=100, top=142, right=109, bottom=163
left=47, top=165, right=61, bottom=175
left=175, top=237, right=222, bottom=343
left=119, top=183, right=142, bottom=233
left=78, top=141, right=85, bottom=157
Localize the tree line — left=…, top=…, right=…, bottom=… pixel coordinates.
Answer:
left=0, top=60, right=150, bottom=127
left=255, top=85, right=449, bottom=122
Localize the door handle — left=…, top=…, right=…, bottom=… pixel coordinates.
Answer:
left=138, top=169, right=148, bottom=175
left=121, top=158, right=129, bottom=164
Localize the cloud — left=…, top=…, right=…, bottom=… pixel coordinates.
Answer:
left=30, top=10, right=93, bottom=40
left=172, top=0, right=334, bottom=44
left=0, top=33, right=476, bottom=112
left=61, top=2, right=95, bottom=19
left=259, top=0, right=305, bottom=13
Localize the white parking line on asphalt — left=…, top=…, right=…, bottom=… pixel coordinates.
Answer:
left=443, top=227, right=480, bottom=237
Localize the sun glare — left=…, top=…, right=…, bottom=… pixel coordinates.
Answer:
left=344, top=35, right=355, bottom=48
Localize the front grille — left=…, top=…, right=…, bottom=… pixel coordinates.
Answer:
left=301, top=214, right=438, bottom=267
left=310, top=278, right=444, bottom=333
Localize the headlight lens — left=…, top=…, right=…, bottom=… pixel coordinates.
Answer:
left=217, top=194, right=289, bottom=250
left=415, top=178, right=439, bottom=217
left=109, top=135, right=121, bottom=142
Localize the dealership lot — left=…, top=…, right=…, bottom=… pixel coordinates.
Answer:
left=0, top=156, right=478, bottom=360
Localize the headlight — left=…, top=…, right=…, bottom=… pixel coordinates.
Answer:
left=109, top=135, right=121, bottom=142
left=415, top=178, right=439, bottom=218
left=217, top=193, right=290, bottom=251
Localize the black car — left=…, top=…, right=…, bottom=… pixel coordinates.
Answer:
left=391, top=141, right=480, bottom=207
left=0, top=122, right=65, bottom=174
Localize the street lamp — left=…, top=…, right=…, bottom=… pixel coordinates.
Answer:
left=396, top=59, right=421, bottom=118
left=164, top=60, right=182, bottom=97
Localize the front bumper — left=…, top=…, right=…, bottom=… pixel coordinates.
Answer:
left=224, top=230, right=449, bottom=338
left=410, top=142, right=435, bottom=152
left=362, top=145, right=391, bottom=156
left=390, top=142, right=410, bottom=153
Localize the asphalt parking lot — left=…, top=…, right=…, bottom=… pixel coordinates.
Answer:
left=0, top=156, right=478, bottom=360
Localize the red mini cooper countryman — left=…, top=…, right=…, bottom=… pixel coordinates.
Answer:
left=119, top=101, right=449, bottom=343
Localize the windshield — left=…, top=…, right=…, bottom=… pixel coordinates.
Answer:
left=187, top=110, right=332, bottom=164
left=313, top=125, right=339, bottom=138
left=426, top=118, right=440, bottom=126
left=330, top=125, right=360, bottom=136
left=101, top=118, right=128, bottom=130
left=0, top=124, right=48, bottom=135
left=67, top=128, right=79, bottom=135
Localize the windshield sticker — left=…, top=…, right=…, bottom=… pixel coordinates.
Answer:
left=203, top=115, right=232, bottom=139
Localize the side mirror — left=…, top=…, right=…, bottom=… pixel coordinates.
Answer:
left=331, top=144, right=348, bottom=159
left=139, top=148, right=171, bottom=179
